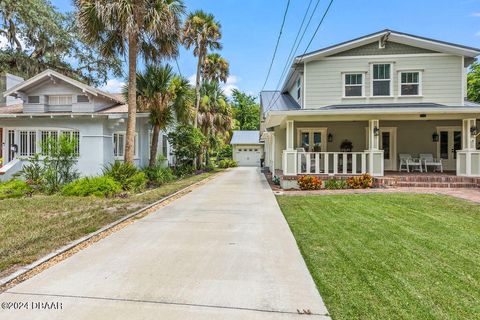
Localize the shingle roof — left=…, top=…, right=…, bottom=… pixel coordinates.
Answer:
left=260, top=91, right=301, bottom=117
left=230, top=131, right=262, bottom=145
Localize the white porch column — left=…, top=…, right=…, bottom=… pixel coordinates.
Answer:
left=286, top=120, right=294, bottom=150
left=283, top=120, right=297, bottom=176
left=458, top=119, right=480, bottom=177
left=365, top=119, right=384, bottom=176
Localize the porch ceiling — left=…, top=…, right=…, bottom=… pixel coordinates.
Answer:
left=265, top=106, right=480, bottom=128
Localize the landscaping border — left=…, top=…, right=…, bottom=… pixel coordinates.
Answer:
left=0, top=170, right=225, bottom=291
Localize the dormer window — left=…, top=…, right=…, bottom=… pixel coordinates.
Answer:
left=48, top=95, right=72, bottom=105
left=372, top=64, right=392, bottom=96
left=77, top=94, right=90, bottom=103
left=28, top=96, right=40, bottom=104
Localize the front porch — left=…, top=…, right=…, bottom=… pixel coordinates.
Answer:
left=266, top=117, right=480, bottom=178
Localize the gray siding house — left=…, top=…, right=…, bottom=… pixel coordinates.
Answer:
left=0, top=69, right=172, bottom=181
left=260, top=30, right=480, bottom=186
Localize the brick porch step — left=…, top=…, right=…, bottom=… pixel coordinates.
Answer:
left=395, top=182, right=478, bottom=188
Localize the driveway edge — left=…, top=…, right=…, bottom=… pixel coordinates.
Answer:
left=0, top=170, right=225, bottom=291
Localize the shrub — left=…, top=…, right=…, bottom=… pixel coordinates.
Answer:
left=218, top=159, right=237, bottom=168
left=297, top=175, right=322, bottom=190
left=216, top=144, right=232, bottom=160
left=61, top=176, right=122, bottom=197
left=168, top=125, right=206, bottom=170
left=18, top=153, right=44, bottom=188
left=127, top=171, right=148, bottom=193
left=347, top=173, right=373, bottom=189
left=173, top=164, right=196, bottom=177
left=143, top=166, right=176, bottom=186
left=41, top=135, right=80, bottom=193
left=0, top=180, right=32, bottom=199
left=103, top=161, right=146, bottom=192
left=324, top=179, right=348, bottom=190
left=272, top=175, right=281, bottom=186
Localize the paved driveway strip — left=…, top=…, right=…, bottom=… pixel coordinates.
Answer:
left=0, top=168, right=330, bottom=319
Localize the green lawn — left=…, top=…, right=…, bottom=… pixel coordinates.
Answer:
left=0, top=171, right=218, bottom=276
left=277, top=194, right=480, bottom=320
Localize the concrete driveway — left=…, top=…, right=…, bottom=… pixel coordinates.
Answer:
left=0, top=168, right=330, bottom=319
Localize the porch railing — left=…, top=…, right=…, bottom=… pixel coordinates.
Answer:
left=297, top=152, right=368, bottom=175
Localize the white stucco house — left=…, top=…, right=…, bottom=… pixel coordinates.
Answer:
left=260, top=30, right=480, bottom=188
left=230, top=130, right=264, bottom=167
left=0, top=69, right=172, bottom=181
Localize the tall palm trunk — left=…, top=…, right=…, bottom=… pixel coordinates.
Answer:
left=125, top=32, right=138, bottom=164
left=193, top=52, right=203, bottom=128
left=149, top=123, right=161, bottom=167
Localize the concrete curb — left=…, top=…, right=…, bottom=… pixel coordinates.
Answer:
left=0, top=170, right=224, bottom=288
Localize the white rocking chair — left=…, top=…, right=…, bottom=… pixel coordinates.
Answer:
left=419, top=154, right=443, bottom=173
left=399, top=154, right=423, bottom=172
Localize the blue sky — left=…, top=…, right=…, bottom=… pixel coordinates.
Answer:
left=53, top=0, right=480, bottom=97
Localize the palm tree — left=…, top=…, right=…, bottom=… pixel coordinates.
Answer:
left=198, top=81, right=233, bottom=166
left=202, top=53, right=229, bottom=83
left=133, top=64, right=193, bottom=167
left=182, top=10, right=222, bottom=128
left=75, top=0, right=185, bottom=163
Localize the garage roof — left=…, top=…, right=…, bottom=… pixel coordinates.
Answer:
left=230, top=131, right=262, bottom=145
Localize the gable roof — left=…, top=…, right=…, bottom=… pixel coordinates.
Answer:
left=230, top=131, right=262, bottom=145
left=296, top=29, right=480, bottom=61
left=2, top=69, right=123, bottom=103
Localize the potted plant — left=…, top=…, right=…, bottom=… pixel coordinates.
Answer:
left=340, top=140, right=353, bottom=152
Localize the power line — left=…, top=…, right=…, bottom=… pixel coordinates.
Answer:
left=260, top=0, right=291, bottom=92
left=274, top=0, right=320, bottom=93
left=175, top=57, right=182, bottom=77
left=266, top=0, right=334, bottom=110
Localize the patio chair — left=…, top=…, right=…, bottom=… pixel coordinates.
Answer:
left=399, top=154, right=423, bottom=172
left=419, top=154, right=443, bottom=173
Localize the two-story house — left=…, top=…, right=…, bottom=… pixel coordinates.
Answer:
left=0, top=69, right=172, bottom=180
left=260, top=30, right=480, bottom=188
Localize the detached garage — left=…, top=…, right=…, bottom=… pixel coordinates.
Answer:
left=231, top=131, right=264, bottom=167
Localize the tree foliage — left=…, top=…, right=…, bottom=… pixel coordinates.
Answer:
left=202, top=53, right=229, bottom=83
left=0, top=0, right=122, bottom=85
left=231, top=89, right=260, bottom=130
left=167, top=124, right=206, bottom=173
left=468, top=61, right=480, bottom=103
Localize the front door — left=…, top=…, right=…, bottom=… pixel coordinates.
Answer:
left=297, top=129, right=327, bottom=152
left=437, top=127, right=462, bottom=171
left=380, top=128, right=397, bottom=171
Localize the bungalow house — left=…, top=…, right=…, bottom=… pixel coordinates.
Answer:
left=260, top=30, right=480, bottom=188
left=0, top=69, right=172, bottom=181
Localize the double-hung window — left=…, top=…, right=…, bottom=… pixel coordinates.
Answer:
left=296, top=78, right=301, bottom=100
left=19, top=130, right=37, bottom=157
left=344, top=73, right=364, bottom=97
left=400, top=72, right=421, bottom=96
left=372, top=64, right=392, bottom=96
left=48, top=95, right=72, bottom=105
left=113, top=132, right=138, bottom=159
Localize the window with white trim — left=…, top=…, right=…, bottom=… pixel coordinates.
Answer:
left=372, top=64, right=391, bottom=96
left=113, top=132, right=138, bottom=159
left=162, top=134, right=168, bottom=157
left=344, top=73, right=364, bottom=97
left=61, top=131, right=80, bottom=156
left=400, top=72, right=421, bottom=96
left=40, top=130, right=58, bottom=155
left=27, top=96, right=40, bottom=104
left=77, top=94, right=90, bottom=103
left=48, top=95, right=72, bottom=105
left=296, top=77, right=301, bottom=100
left=19, top=131, right=37, bottom=157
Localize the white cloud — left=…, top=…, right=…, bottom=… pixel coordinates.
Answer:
left=101, top=79, right=126, bottom=93
left=187, top=74, right=240, bottom=97
left=471, top=12, right=480, bottom=16
left=222, top=75, right=239, bottom=98
left=0, top=35, right=8, bottom=49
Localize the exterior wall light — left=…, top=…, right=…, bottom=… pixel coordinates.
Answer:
left=432, top=132, right=439, bottom=142
left=373, top=127, right=380, bottom=136
left=470, top=125, right=478, bottom=136
left=327, top=133, right=333, bottom=142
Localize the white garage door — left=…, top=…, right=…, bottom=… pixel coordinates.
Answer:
left=235, top=146, right=261, bottom=167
